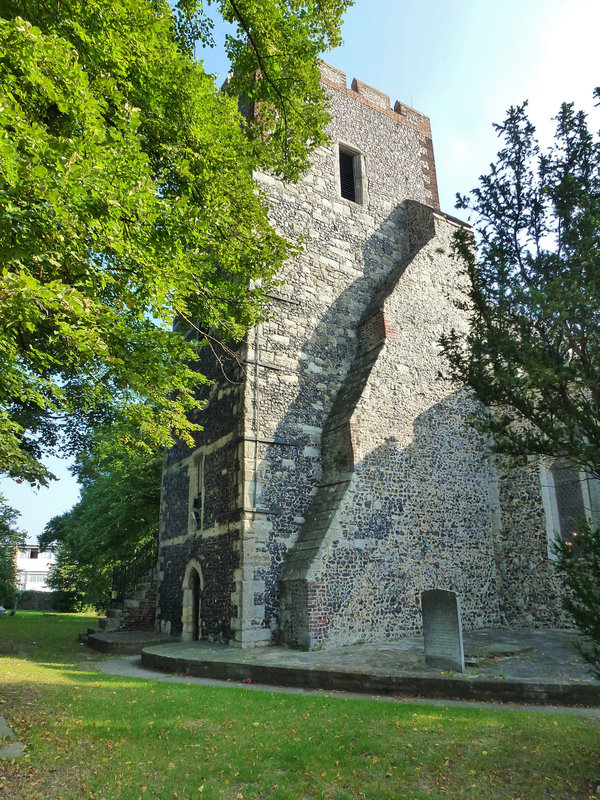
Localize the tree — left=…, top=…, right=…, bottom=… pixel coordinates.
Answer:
left=40, top=425, right=163, bottom=609
left=440, top=94, right=600, bottom=676
left=553, top=523, right=600, bottom=679
left=441, top=94, right=600, bottom=479
left=0, top=498, right=25, bottom=608
left=0, top=0, right=350, bottom=485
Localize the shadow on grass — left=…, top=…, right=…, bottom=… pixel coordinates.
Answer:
left=2, top=613, right=600, bottom=800
left=1, top=668, right=599, bottom=800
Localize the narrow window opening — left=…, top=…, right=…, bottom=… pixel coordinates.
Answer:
left=550, top=463, right=586, bottom=544
left=339, top=149, right=357, bottom=202
left=188, top=453, right=205, bottom=532
left=192, top=455, right=204, bottom=529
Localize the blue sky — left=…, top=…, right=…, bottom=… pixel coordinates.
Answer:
left=2, top=0, right=599, bottom=541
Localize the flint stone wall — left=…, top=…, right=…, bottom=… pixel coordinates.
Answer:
left=157, top=341, right=245, bottom=639
left=157, top=531, right=240, bottom=641
left=236, top=70, right=498, bottom=648
left=157, top=64, right=571, bottom=649
left=493, top=458, right=572, bottom=628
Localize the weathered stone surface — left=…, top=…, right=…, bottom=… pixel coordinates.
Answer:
left=422, top=589, right=465, bottom=672
left=0, top=717, right=25, bottom=759
left=156, top=64, right=571, bottom=650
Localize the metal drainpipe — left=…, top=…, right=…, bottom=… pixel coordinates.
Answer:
left=252, top=323, right=261, bottom=510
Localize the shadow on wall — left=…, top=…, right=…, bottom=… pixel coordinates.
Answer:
left=246, top=201, right=411, bottom=631
left=275, top=391, right=501, bottom=650
left=252, top=202, right=402, bottom=609
left=244, top=200, right=507, bottom=648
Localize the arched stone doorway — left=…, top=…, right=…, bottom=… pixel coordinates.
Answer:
left=181, top=560, right=204, bottom=642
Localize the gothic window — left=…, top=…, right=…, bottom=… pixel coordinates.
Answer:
left=541, top=460, right=600, bottom=555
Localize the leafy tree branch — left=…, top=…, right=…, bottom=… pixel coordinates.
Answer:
left=0, top=0, right=350, bottom=484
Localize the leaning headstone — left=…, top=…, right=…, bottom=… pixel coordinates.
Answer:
left=421, top=589, right=465, bottom=672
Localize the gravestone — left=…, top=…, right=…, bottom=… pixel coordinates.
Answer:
left=421, top=589, right=465, bottom=672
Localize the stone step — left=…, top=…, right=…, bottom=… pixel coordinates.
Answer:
left=86, top=630, right=172, bottom=655
left=98, top=616, right=122, bottom=632
left=126, top=588, right=149, bottom=601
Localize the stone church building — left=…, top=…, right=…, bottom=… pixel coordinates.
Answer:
left=155, top=64, right=593, bottom=649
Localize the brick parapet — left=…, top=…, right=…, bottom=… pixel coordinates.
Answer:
left=319, top=62, right=431, bottom=136
left=319, top=63, right=439, bottom=210
left=320, top=74, right=432, bottom=139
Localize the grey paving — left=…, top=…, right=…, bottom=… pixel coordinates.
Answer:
left=0, top=716, right=25, bottom=759
left=97, top=654, right=600, bottom=717
left=90, top=627, right=600, bottom=709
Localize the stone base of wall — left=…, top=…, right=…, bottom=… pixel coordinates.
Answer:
left=279, top=579, right=310, bottom=648
left=119, top=585, right=157, bottom=631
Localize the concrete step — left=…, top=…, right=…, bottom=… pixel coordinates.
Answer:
left=86, top=630, right=172, bottom=655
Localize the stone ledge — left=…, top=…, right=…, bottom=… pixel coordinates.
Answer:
left=83, top=630, right=174, bottom=655
left=140, top=644, right=600, bottom=708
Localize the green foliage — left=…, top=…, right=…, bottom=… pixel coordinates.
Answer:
left=553, top=523, right=600, bottom=679
left=0, top=0, right=349, bottom=485
left=0, top=497, right=25, bottom=607
left=40, top=426, right=163, bottom=610
left=441, top=93, right=600, bottom=479
left=441, top=94, right=600, bottom=679
left=220, top=0, right=350, bottom=180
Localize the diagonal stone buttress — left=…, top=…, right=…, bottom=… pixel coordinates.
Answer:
left=279, top=202, right=437, bottom=648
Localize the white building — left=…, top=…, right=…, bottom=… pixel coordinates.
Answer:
left=15, top=543, right=56, bottom=592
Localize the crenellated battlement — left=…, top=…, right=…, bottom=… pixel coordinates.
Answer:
left=319, top=62, right=439, bottom=209
left=319, top=61, right=432, bottom=139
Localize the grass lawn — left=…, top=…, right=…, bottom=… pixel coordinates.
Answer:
left=0, top=612, right=599, bottom=799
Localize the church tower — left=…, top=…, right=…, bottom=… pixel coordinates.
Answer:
left=156, top=65, right=566, bottom=649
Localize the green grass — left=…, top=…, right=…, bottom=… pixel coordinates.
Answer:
left=1, top=612, right=599, bottom=799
